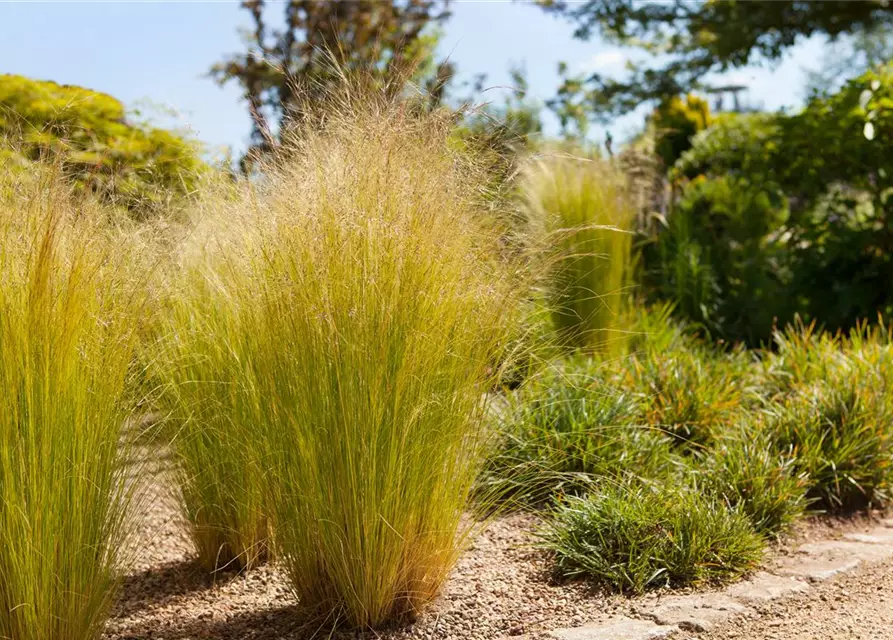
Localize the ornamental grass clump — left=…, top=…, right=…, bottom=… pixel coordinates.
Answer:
left=521, top=154, right=635, bottom=355
left=150, top=253, right=270, bottom=573
left=541, top=481, right=763, bottom=593
left=764, top=372, right=893, bottom=511
left=698, top=428, right=809, bottom=537
left=481, top=356, right=677, bottom=507
left=620, top=339, right=749, bottom=447
left=758, top=320, right=893, bottom=511
left=160, top=94, right=523, bottom=628
left=254, top=104, right=520, bottom=629
left=0, top=168, right=143, bottom=640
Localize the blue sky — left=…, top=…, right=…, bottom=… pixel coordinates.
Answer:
left=1, top=1, right=826, bottom=156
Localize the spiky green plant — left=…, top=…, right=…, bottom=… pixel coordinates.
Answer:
left=541, top=480, right=763, bottom=593
left=522, top=153, right=635, bottom=355
left=764, top=374, right=893, bottom=511
left=756, top=319, right=893, bottom=510
left=698, top=428, right=809, bottom=537
left=156, top=96, right=522, bottom=628
left=621, top=339, right=748, bottom=446
left=481, top=356, right=678, bottom=507
left=0, top=169, right=142, bottom=639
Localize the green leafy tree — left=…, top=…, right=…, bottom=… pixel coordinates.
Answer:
left=803, top=23, right=893, bottom=95
left=210, top=0, right=450, bottom=162
left=651, top=93, right=711, bottom=169
left=0, top=74, right=205, bottom=218
left=653, top=63, right=893, bottom=342
left=540, top=0, right=893, bottom=124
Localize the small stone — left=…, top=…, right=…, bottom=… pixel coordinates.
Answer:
left=776, top=556, right=861, bottom=582
left=799, top=540, right=893, bottom=563
left=549, top=617, right=675, bottom=640
left=843, top=529, right=893, bottom=545
left=725, top=572, right=810, bottom=603
left=641, top=594, right=751, bottom=632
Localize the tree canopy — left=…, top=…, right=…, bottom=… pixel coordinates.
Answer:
left=541, top=0, right=893, bottom=124
left=210, top=0, right=450, bottom=162
left=0, top=74, right=206, bottom=217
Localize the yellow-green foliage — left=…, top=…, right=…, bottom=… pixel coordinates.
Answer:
left=154, top=96, right=522, bottom=628
left=652, top=93, right=711, bottom=169
left=522, top=153, right=635, bottom=355
left=0, top=168, right=143, bottom=639
left=0, top=74, right=206, bottom=216
left=150, top=227, right=270, bottom=572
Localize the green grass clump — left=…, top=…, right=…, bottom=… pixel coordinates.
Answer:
left=757, top=319, right=847, bottom=397
left=256, top=104, right=520, bottom=628
left=159, top=96, right=523, bottom=628
left=151, top=274, right=269, bottom=572
left=764, top=373, right=893, bottom=511
left=541, top=482, right=763, bottom=593
left=482, top=357, right=678, bottom=506
left=522, top=153, right=635, bottom=355
left=698, top=429, right=809, bottom=537
left=754, top=319, right=893, bottom=511
left=0, top=171, right=142, bottom=639
left=621, top=341, right=749, bottom=446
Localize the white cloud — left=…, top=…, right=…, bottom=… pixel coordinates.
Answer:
left=575, top=50, right=627, bottom=75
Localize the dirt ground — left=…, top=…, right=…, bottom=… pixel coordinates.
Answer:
left=693, top=557, right=893, bottom=640
left=106, top=459, right=893, bottom=640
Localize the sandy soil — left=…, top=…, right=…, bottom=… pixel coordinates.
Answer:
left=105, top=457, right=893, bottom=640
left=106, top=467, right=622, bottom=640
left=693, top=556, right=893, bottom=640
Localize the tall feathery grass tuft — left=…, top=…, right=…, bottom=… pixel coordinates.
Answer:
left=154, top=93, right=524, bottom=627
left=0, top=166, right=143, bottom=639
left=521, top=153, right=635, bottom=355
left=148, top=213, right=270, bottom=573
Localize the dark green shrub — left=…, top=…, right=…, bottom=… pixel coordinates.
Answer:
left=650, top=65, right=893, bottom=343
left=646, top=174, right=789, bottom=342
left=541, top=481, right=763, bottom=593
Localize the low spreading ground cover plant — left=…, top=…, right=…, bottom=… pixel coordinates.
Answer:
left=757, top=321, right=893, bottom=510
left=482, top=310, right=753, bottom=509
left=0, top=168, right=144, bottom=640
left=618, top=341, right=749, bottom=446
left=763, top=373, right=893, bottom=511
left=697, top=428, right=809, bottom=537
left=495, top=308, right=893, bottom=591
left=481, top=357, right=677, bottom=506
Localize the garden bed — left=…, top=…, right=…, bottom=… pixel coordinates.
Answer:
left=105, top=461, right=889, bottom=640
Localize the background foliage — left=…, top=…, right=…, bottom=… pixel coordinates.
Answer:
left=0, top=74, right=206, bottom=217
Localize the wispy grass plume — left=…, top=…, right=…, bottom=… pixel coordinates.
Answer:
left=521, top=153, right=635, bottom=355
left=155, top=90, right=524, bottom=628
left=0, top=167, right=143, bottom=640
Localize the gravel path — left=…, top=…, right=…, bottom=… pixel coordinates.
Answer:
left=106, top=457, right=893, bottom=640
left=106, top=464, right=623, bottom=640
left=693, top=555, right=893, bottom=640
